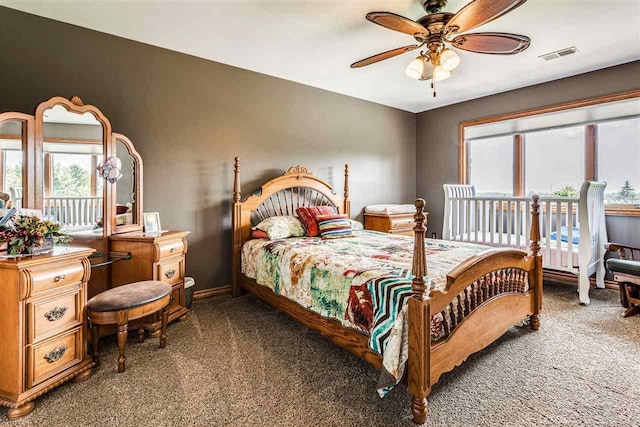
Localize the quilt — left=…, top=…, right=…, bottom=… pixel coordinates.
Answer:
left=242, top=230, right=490, bottom=396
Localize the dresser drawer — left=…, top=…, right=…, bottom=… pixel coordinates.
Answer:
left=27, top=288, right=82, bottom=344
left=389, top=216, right=414, bottom=230
left=156, top=258, right=184, bottom=285
left=26, top=261, right=86, bottom=296
left=28, top=327, right=82, bottom=387
left=155, top=238, right=186, bottom=260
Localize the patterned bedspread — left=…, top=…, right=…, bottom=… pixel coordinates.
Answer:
left=241, top=230, right=490, bottom=396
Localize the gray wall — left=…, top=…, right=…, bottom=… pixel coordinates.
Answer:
left=417, top=61, right=640, bottom=247
left=0, top=7, right=416, bottom=290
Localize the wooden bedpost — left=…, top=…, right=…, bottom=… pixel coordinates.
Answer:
left=343, top=164, right=351, bottom=217
left=408, top=198, right=431, bottom=424
left=232, top=157, right=242, bottom=298
left=529, top=194, right=542, bottom=330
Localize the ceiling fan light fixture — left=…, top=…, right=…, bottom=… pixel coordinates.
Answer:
left=405, top=56, right=433, bottom=80
left=433, top=66, right=451, bottom=82
left=440, top=48, right=460, bottom=71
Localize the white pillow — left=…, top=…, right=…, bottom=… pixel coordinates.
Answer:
left=252, top=216, right=306, bottom=240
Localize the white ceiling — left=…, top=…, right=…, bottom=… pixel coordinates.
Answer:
left=2, top=0, right=639, bottom=113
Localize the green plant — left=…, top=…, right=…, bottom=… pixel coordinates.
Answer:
left=553, top=185, right=578, bottom=197
left=616, top=180, right=638, bottom=203
left=0, top=213, right=72, bottom=255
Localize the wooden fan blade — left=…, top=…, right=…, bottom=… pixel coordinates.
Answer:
left=366, top=12, right=428, bottom=37
left=446, top=0, right=527, bottom=34
left=351, top=45, right=419, bottom=68
left=451, top=33, right=530, bottom=54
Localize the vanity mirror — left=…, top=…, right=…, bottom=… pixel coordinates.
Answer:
left=0, top=112, right=33, bottom=209
left=113, top=133, right=143, bottom=234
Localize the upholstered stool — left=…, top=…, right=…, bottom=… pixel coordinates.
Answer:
left=87, top=281, right=172, bottom=373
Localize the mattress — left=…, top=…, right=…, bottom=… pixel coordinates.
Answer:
left=242, top=230, right=492, bottom=395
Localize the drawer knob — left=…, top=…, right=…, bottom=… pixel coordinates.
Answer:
left=169, top=247, right=176, bottom=253
left=44, top=346, right=67, bottom=363
left=44, top=306, right=68, bottom=321
left=54, top=274, right=66, bottom=282
left=165, top=269, right=176, bottom=279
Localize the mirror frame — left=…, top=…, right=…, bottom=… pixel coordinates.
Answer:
left=35, top=96, right=114, bottom=237
left=0, top=112, right=34, bottom=208
left=113, top=133, right=143, bottom=234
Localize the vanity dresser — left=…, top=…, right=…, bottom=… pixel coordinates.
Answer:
left=0, top=247, right=95, bottom=419
left=0, top=96, right=190, bottom=418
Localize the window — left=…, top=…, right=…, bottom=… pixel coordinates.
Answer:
left=3, top=150, right=22, bottom=193
left=461, top=93, right=640, bottom=215
left=597, top=118, right=640, bottom=205
left=524, top=127, right=585, bottom=197
left=468, top=136, right=513, bottom=196
left=51, top=153, right=102, bottom=197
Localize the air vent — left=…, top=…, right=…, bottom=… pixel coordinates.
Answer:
left=539, top=46, right=579, bottom=62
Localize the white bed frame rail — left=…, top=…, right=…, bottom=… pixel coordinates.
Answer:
left=443, top=181, right=608, bottom=304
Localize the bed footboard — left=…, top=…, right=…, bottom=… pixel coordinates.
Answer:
left=407, top=196, right=542, bottom=424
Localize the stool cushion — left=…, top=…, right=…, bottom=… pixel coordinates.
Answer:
left=87, top=281, right=172, bottom=312
left=607, top=259, right=640, bottom=277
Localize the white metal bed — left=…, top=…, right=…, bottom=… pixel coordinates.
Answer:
left=443, top=181, right=608, bottom=304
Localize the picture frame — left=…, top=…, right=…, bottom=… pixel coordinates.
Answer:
left=143, top=212, right=162, bottom=233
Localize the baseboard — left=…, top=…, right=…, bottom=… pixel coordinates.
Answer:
left=193, top=285, right=232, bottom=300
left=543, top=269, right=618, bottom=291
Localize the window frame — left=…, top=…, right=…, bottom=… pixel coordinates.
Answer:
left=458, top=89, right=640, bottom=217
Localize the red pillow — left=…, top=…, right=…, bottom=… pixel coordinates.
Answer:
left=296, top=206, right=337, bottom=237
left=251, top=229, right=269, bottom=239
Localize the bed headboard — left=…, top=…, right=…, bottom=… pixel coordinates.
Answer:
left=231, top=157, right=350, bottom=296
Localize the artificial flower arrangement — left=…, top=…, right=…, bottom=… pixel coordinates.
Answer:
left=0, top=209, right=72, bottom=256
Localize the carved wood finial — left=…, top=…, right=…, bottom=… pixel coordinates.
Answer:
left=233, top=157, right=241, bottom=203
left=70, top=96, right=84, bottom=106
left=412, top=198, right=429, bottom=300
left=529, top=194, right=541, bottom=256
left=343, top=164, right=350, bottom=199
left=283, top=165, right=312, bottom=176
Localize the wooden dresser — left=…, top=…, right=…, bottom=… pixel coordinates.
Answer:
left=110, top=230, right=190, bottom=335
left=364, top=212, right=416, bottom=236
left=0, top=247, right=95, bottom=420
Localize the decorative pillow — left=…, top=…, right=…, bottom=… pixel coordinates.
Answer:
left=251, top=229, right=270, bottom=239
left=349, top=219, right=364, bottom=231
left=253, top=216, right=305, bottom=240
left=317, top=214, right=353, bottom=240
left=296, top=206, right=337, bottom=237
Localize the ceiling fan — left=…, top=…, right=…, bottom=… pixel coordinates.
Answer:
left=351, top=0, right=530, bottom=97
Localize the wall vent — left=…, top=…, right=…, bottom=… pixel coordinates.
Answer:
left=539, top=46, right=579, bottom=61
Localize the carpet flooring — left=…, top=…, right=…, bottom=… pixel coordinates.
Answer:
left=2, top=281, right=639, bottom=426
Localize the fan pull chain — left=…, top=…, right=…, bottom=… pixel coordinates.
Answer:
left=431, top=78, right=436, bottom=98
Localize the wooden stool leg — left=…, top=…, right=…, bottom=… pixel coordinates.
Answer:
left=117, top=311, right=128, bottom=373
left=91, top=323, right=100, bottom=368
left=138, top=328, right=145, bottom=343
left=160, top=304, right=169, bottom=349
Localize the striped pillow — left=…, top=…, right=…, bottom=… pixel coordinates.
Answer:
left=317, top=214, right=353, bottom=240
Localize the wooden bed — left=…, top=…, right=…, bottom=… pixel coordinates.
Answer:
left=231, top=158, right=543, bottom=424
